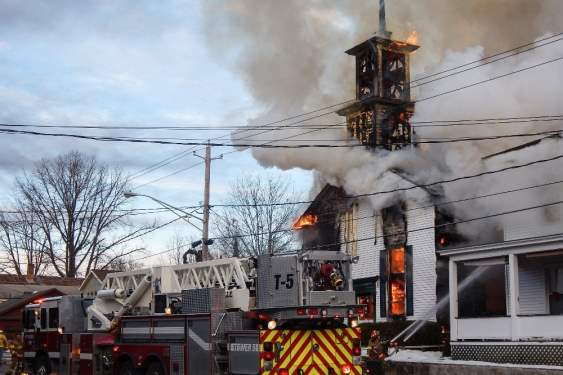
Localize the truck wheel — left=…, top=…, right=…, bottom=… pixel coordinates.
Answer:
left=33, top=356, right=50, bottom=375
left=117, top=360, right=136, bottom=375
left=146, top=362, right=165, bottom=375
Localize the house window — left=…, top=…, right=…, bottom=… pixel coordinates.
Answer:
left=343, top=203, right=358, bottom=256
left=458, top=260, right=507, bottom=318
left=389, top=247, right=406, bottom=317
left=549, top=267, right=563, bottom=315
left=357, top=294, right=375, bottom=320
left=353, top=277, right=377, bottom=321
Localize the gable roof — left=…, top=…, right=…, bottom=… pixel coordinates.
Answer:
left=0, top=274, right=83, bottom=286
left=79, top=269, right=111, bottom=291
left=0, top=274, right=82, bottom=299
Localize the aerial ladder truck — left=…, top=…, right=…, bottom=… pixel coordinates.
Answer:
left=22, top=250, right=366, bottom=375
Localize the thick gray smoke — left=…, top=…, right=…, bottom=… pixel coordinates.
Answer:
left=201, top=1, right=563, bottom=236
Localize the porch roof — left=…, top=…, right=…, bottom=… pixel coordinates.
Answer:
left=437, top=233, right=563, bottom=261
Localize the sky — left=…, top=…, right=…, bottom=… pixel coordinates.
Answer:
left=1, top=1, right=562, bottom=270
left=0, top=0, right=313, bottom=266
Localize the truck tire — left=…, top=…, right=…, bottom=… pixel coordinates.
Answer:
left=146, top=362, right=165, bottom=375
left=33, top=356, right=50, bottom=375
left=117, top=360, right=136, bottom=375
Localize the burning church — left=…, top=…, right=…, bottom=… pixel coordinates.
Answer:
left=294, top=1, right=450, bottom=326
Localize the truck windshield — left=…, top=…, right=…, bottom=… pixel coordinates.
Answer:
left=23, top=309, right=36, bottom=329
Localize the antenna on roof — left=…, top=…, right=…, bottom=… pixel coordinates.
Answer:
left=377, top=0, right=392, bottom=39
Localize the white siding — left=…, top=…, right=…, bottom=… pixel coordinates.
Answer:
left=407, top=206, right=437, bottom=321
left=504, top=214, right=562, bottom=241
left=350, top=199, right=380, bottom=280
left=519, top=259, right=548, bottom=315
left=349, top=198, right=437, bottom=322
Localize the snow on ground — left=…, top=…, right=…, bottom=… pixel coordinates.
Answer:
left=384, top=349, right=563, bottom=371
left=385, top=349, right=442, bottom=362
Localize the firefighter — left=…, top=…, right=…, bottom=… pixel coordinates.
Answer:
left=366, top=329, right=385, bottom=375
left=6, top=335, right=24, bottom=375
left=0, top=329, right=8, bottom=368
left=367, top=329, right=385, bottom=360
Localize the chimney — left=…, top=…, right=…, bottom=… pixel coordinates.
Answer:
left=26, top=263, right=35, bottom=282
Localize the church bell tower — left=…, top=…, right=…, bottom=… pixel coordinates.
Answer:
left=338, top=0, right=419, bottom=151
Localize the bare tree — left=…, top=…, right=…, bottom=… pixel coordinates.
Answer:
left=0, top=207, right=49, bottom=276
left=162, top=231, right=195, bottom=265
left=14, top=151, right=151, bottom=277
left=212, top=174, right=300, bottom=257
left=106, top=255, right=145, bottom=272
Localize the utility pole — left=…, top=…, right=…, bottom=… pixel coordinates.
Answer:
left=194, top=141, right=222, bottom=260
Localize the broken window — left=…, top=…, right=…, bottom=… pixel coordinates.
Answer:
left=382, top=49, right=407, bottom=100
left=356, top=47, right=377, bottom=99
left=348, top=110, right=375, bottom=148
left=382, top=110, right=411, bottom=151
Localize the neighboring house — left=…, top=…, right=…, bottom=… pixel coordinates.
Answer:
left=0, top=274, right=82, bottom=302
left=439, top=135, right=563, bottom=366
left=80, top=269, right=112, bottom=298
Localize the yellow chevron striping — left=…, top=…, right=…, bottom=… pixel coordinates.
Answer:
left=291, top=331, right=313, bottom=369
left=277, top=330, right=309, bottom=370
left=315, top=330, right=347, bottom=364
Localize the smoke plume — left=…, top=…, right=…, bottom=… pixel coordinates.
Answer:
left=201, top=1, right=563, bottom=236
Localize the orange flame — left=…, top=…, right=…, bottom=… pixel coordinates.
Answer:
left=390, top=280, right=406, bottom=316
left=293, top=214, right=319, bottom=230
left=406, top=30, right=418, bottom=45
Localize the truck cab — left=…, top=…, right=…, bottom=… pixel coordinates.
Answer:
left=23, top=296, right=91, bottom=375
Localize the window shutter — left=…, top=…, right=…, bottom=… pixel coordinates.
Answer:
left=406, top=245, right=414, bottom=316
left=379, top=249, right=388, bottom=318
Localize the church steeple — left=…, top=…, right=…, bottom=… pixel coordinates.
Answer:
left=337, top=1, right=419, bottom=151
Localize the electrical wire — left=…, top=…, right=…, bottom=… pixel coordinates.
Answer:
left=411, top=32, right=563, bottom=84
left=417, top=55, right=563, bottom=102
left=2, top=127, right=562, bottom=148
left=411, top=34, right=563, bottom=88
left=138, top=199, right=563, bottom=260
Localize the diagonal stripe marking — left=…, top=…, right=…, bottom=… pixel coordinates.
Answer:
left=293, top=346, right=313, bottom=372
left=279, top=330, right=309, bottom=370
left=318, top=330, right=348, bottom=364
left=315, top=331, right=347, bottom=366
left=272, top=330, right=305, bottom=372
left=291, top=331, right=312, bottom=369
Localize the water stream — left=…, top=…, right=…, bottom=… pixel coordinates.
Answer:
left=390, top=265, right=489, bottom=344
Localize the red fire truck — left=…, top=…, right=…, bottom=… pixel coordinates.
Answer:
left=23, top=251, right=366, bottom=375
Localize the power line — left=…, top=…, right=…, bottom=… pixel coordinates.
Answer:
left=140, top=200, right=563, bottom=260
left=221, top=176, right=563, bottom=235
left=211, top=151, right=563, bottom=208
left=417, top=55, right=563, bottom=102
left=132, top=161, right=204, bottom=189
left=411, top=34, right=563, bottom=88
left=298, top=200, right=563, bottom=251
left=412, top=32, right=563, bottom=84
left=3, top=126, right=562, bottom=148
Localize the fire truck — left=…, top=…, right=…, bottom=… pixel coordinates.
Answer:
left=22, top=250, right=366, bottom=375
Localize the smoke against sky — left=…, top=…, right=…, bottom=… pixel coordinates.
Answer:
left=201, top=1, right=563, bottom=233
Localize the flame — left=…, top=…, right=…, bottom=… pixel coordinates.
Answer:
left=390, top=280, right=406, bottom=316
left=293, top=214, right=319, bottom=230
left=390, top=247, right=405, bottom=274
left=406, top=30, right=418, bottom=45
